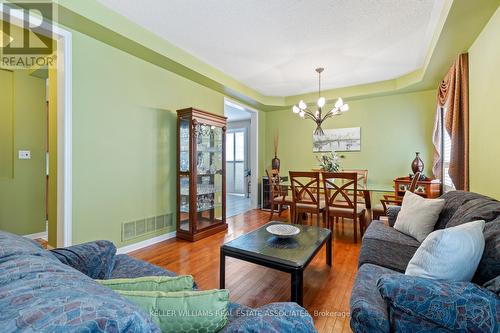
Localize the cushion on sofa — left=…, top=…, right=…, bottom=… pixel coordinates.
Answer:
left=111, top=254, right=177, bottom=279
left=0, top=245, right=160, bottom=332
left=405, top=220, right=485, bottom=282
left=435, top=191, right=496, bottom=230
left=393, top=191, right=445, bottom=242
left=50, top=240, right=117, bottom=279
left=221, top=302, right=316, bottom=333
left=446, top=198, right=500, bottom=228
left=116, top=289, right=230, bottom=333
left=97, top=275, right=195, bottom=292
left=386, top=205, right=401, bottom=227
left=474, top=218, right=500, bottom=285
left=359, top=220, right=420, bottom=272
left=350, top=263, right=395, bottom=333
left=377, top=274, right=499, bottom=333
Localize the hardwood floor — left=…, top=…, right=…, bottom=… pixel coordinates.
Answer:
left=131, top=209, right=361, bottom=333
left=226, top=193, right=252, bottom=218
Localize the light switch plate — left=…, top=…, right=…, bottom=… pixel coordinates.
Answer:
left=18, top=150, right=31, bottom=160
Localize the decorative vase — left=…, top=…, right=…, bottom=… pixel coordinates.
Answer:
left=411, top=152, right=424, bottom=174
left=271, top=155, right=280, bottom=171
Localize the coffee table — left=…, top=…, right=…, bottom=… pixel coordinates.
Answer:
left=220, top=222, right=332, bottom=306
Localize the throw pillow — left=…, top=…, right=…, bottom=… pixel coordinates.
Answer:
left=393, top=191, right=445, bottom=242
left=50, top=240, right=116, bottom=279
left=117, top=289, right=229, bottom=333
left=377, top=273, right=499, bottom=332
left=405, top=220, right=485, bottom=281
left=96, top=275, right=195, bottom=292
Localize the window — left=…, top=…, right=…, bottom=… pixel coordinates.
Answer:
left=226, top=129, right=246, bottom=194
left=441, top=108, right=455, bottom=192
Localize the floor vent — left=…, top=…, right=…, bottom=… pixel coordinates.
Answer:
left=122, top=213, right=173, bottom=241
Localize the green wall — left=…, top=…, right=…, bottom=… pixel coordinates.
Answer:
left=70, top=30, right=266, bottom=247
left=0, top=70, right=47, bottom=235
left=265, top=90, right=437, bottom=189
left=469, top=6, right=500, bottom=199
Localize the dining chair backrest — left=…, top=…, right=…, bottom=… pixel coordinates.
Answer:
left=341, top=169, right=368, bottom=204
left=408, top=172, right=421, bottom=193
left=289, top=171, right=321, bottom=207
left=266, top=168, right=282, bottom=198
left=342, top=169, right=368, bottom=189
left=322, top=172, right=358, bottom=210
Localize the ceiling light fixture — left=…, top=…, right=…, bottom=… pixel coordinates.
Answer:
left=292, top=68, right=349, bottom=136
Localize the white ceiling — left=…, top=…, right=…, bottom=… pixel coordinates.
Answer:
left=97, top=0, right=445, bottom=96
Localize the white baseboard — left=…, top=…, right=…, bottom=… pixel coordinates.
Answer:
left=117, top=231, right=176, bottom=254
left=23, top=231, right=48, bottom=240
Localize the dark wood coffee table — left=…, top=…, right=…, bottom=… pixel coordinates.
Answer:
left=220, top=222, right=332, bottom=306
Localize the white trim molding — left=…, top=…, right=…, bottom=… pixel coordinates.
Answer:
left=224, top=98, right=259, bottom=210
left=23, top=231, right=48, bottom=240
left=117, top=231, right=176, bottom=254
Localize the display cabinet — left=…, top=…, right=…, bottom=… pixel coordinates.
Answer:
left=177, top=108, right=227, bottom=241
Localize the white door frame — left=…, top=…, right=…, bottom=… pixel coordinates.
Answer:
left=224, top=98, right=258, bottom=209
left=1, top=5, right=73, bottom=246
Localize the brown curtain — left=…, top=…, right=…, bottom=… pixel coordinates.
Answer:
left=432, top=53, right=469, bottom=190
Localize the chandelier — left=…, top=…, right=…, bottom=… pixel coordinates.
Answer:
left=292, top=67, right=349, bottom=136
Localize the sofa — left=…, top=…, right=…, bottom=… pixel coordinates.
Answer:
left=0, top=230, right=316, bottom=332
left=350, top=191, right=500, bottom=332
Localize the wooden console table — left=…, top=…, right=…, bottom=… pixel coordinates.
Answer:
left=394, top=177, right=441, bottom=198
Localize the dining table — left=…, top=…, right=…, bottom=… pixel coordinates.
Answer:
left=278, top=178, right=393, bottom=210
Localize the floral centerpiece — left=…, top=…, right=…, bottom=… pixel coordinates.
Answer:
left=316, top=150, right=344, bottom=172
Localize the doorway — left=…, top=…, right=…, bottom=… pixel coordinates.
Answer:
left=224, top=99, right=258, bottom=217
left=0, top=5, right=73, bottom=247
left=0, top=69, right=48, bottom=239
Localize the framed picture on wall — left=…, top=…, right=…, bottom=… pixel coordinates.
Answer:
left=313, top=127, right=361, bottom=152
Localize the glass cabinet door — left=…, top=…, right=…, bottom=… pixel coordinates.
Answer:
left=179, top=117, right=190, bottom=172
left=195, top=123, right=223, bottom=230
left=179, top=175, right=190, bottom=232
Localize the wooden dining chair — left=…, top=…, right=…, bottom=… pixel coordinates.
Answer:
left=336, top=169, right=370, bottom=223
left=323, top=172, right=367, bottom=243
left=372, top=172, right=421, bottom=220
left=266, top=168, right=294, bottom=221
left=289, top=171, right=325, bottom=226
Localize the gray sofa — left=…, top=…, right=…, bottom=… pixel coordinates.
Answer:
left=350, top=191, right=500, bottom=332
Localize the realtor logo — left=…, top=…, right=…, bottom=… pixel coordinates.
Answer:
left=0, top=1, right=56, bottom=69
left=1, top=1, right=53, bottom=55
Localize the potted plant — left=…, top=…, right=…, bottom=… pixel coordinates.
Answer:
left=316, top=150, right=344, bottom=172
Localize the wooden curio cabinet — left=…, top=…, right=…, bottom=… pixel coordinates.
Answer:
left=176, top=108, right=227, bottom=241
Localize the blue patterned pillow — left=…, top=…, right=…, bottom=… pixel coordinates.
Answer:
left=51, top=240, right=117, bottom=279
left=377, top=274, right=499, bottom=332
left=220, top=302, right=316, bottom=333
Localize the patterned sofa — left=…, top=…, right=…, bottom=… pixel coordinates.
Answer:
left=350, top=191, right=500, bottom=332
left=0, top=230, right=316, bottom=332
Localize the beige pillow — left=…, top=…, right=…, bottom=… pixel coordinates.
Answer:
left=393, top=191, right=445, bottom=242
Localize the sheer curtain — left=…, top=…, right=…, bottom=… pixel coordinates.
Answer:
left=432, top=53, right=469, bottom=191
